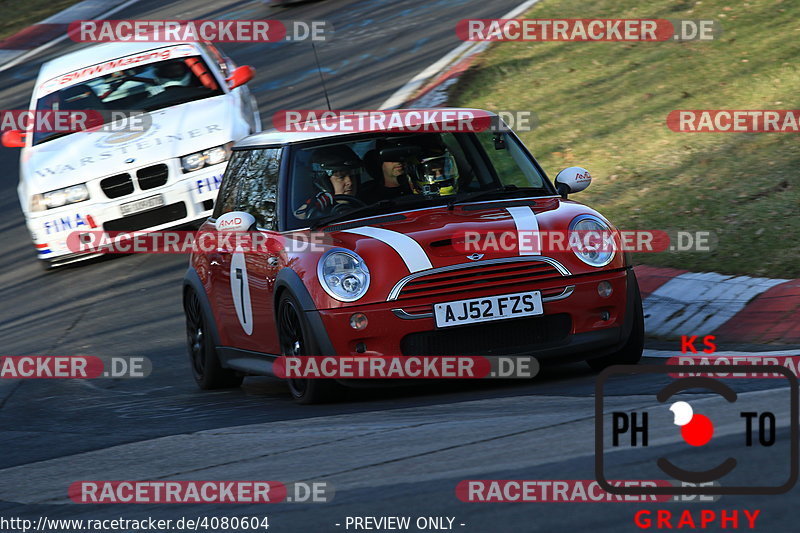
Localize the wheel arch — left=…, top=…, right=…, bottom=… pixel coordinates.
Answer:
left=183, top=266, right=223, bottom=349
left=274, top=267, right=336, bottom=356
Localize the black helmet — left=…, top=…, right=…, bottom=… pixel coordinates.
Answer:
left=310, top=145, right=363, bottom=193
left=155, top=60, right=189, bottom=80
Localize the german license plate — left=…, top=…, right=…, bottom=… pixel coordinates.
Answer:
left=434, top=290, right=543, bottom=329
left=120, top=194, right=164, bottom=216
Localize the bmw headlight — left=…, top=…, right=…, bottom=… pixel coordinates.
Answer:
left=181, top=142, right=233, bottom=173
left=318, top=249, right=370, bottom=302
left=569, top=214, right=616, bottom=267
left=33, top=183, right=90, bottom=211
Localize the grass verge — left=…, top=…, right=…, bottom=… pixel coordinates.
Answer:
left=449, top=0, right=799, bottom=278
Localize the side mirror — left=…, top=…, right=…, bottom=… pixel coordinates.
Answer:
left=554, top=166, right=592, bottom=198
left=226, top=65, right=254, bottom=89
left=2, top=130, right=26, bottom=148
left=216, top=211, right=256, bottom=232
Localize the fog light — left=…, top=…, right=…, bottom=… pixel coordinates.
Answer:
left=598, top=281, right=613, bottom=298
left=350, top=313, right=368, bottom=330
left=600, top=310, right=611, bottom=321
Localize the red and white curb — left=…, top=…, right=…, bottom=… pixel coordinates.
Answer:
left=0, top=0, right=141, bottom=73
left=636, top=265, right=800, bottom=344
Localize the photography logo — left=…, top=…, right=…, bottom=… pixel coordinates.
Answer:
left=595, top=365, right=798, bottom=496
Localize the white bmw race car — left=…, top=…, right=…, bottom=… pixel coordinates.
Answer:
left=3, top=41, right=261, bottom=268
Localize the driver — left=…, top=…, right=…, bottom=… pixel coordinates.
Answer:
left=148, top=60, right=193, bottom=95
left=294, top=145, right=363, bottom=219
left=154, top=60, right=191, bottom=85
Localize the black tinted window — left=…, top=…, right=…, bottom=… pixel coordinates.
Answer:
left=236, top=148, right=282, bottom=229
left=213, top=150, right=252, bottom=218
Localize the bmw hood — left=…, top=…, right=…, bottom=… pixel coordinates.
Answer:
left=21, top=95, right=235, bottom=193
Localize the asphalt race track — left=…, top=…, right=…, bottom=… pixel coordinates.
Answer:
left=0, top=1, right=796, bottom=531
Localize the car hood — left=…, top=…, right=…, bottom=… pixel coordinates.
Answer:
left=316, top=198, right=616, bottom=304
left=21, top=95, right=234, bottom=192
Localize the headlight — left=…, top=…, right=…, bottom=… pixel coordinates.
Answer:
left=30, top=194, right=46, bottom=212
left=65, top=184, right=90, bottom=203
left=181, top=142, right=233, bottom=173
left=44, top=189, right=67, bottom=208
left=35, top=183, right=90, bottom=211
left=318, top=249, right=370, bottom=302
left=181, top=153, right=205, bottom=172
left=569, top=214, right=616, bottom=267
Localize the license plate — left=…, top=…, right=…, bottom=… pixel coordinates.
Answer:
left=434, top=290, right=543, bottom=329
left=120, top=194, right=164, bottom=216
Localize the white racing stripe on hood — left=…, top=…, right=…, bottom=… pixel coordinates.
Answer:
left=342, top=227, right=432, bottom=273
left=506, top=206, right=541, bottom=255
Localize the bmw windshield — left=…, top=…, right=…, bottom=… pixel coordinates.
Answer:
left=32, top=55, right=224, bottom=146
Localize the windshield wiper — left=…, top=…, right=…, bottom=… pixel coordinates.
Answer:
left=33, top=130, right=75, bottom=145
left=310, top=195, right=437, bottom=230
left=446, top=185, right=544, bottom=208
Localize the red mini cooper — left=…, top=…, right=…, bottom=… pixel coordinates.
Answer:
left=183, top=110, right=643, bottom=403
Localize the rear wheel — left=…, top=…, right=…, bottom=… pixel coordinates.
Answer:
left=184, top=289, right=243, bottom=389
left=277, top=293, right=344, bottom=404
left=586, top=281, right=644, bottom=372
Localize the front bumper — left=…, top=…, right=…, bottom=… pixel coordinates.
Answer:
left=27, top=164, right=226, bottom=263
left=314, top=267, right=633, bottom=362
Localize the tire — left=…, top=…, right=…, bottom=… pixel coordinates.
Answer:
left=586, top=280, right=644, bottom=372
left=277, top=292, right=344, bottom=404
left=184, top=289, right=243, bottom=389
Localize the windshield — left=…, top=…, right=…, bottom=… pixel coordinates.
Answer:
left=33, top=55, right=224, bottom=145
left=284, top=131, right=555, bottom=230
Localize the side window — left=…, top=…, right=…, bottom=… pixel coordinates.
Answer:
left=213, top=150, right=252, bottom=218
left=476, top=132, right=546, bottom=189
left=200, top=42, right=229, bottom=77
left=235, top=148, right=282, bottom=230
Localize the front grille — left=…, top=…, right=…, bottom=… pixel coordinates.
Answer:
left=100, top=173, right=133, bottom=199
left=394, top=260, right=564, bottom=300
left=136, top=164, right=169, bottom=190
left=400, top=313, right=572, bottom=356
left=103, top=202, right=187, bottom=232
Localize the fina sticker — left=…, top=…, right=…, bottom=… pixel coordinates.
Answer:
left=43, top=213, right=97, bottom=234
